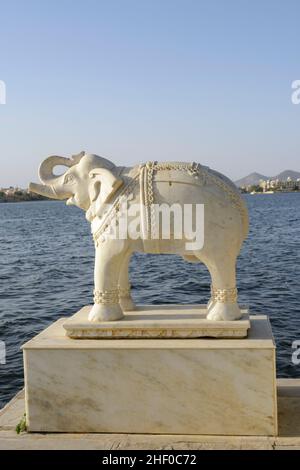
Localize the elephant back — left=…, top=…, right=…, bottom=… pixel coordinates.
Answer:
left=139, top=161, right=248, bottom=242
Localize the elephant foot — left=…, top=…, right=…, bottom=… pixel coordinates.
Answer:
left=206, top=302, right=242, bottom=321
left=88, top=303, right=124, bottom=322
left=120, top=296, right=136, bottom=311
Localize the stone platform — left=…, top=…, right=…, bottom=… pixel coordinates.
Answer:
left=22, top=313, right=276, bottom=435
left=0, top=380, right=299, bottom=449
left=63, top=304, right=250, bottom=339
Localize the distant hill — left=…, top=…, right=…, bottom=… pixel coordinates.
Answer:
left=235, top=170, right=300, bottom=187
left=275, top=170, right=300, bottom=181
left=235, top=172, right=269, bottom=187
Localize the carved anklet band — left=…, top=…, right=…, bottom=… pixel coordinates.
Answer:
left=94, top=289, right=119, bottom=305
left=211, top=286, right=238, bottom=303
left=118, top=286, right=131, bottom=298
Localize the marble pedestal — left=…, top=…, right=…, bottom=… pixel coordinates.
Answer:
left=22, top=313, right=277, bottom=436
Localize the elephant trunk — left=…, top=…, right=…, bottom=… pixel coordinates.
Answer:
left=39, top=156, right=73, bottom=184
left=38, top=152, right=85, bottom=184
left=28, top=182, right=62, bottom=200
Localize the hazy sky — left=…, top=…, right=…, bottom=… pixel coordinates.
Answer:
left=1, top=0, right=300, bottom=187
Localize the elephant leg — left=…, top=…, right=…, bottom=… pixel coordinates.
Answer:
left=204, top=256, right=242, bottom=321
left=118, top=253, right=136, bottom=311
left=88, top=244, right=124, bottom=322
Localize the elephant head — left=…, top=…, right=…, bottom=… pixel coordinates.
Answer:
left=29, top=152, right=123, bottom=213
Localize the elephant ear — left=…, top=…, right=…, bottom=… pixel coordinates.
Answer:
left=89, top=168, right=123, bottom=204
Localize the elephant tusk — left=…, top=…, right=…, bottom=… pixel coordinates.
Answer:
left=66, top=196, right=76, bottom=206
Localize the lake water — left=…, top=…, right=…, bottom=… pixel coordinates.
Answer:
left=0, top=194, right=300, bottom=408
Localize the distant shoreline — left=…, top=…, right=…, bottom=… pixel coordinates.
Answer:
left=0, top=194, right=50, bottom=203
left=1, top=191, right=300, bottom=204
left=241, top=190, right=300, bottom=195
left=0, top=200, right=53, bottom=204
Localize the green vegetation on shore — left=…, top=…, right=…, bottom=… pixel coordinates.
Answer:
left=0, top=190, right=49, bottom=203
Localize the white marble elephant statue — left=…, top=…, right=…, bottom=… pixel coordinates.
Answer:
left=29, top=151, right=248, bottom=322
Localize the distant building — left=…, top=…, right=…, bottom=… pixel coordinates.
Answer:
left=0, top=187, right=28, bottom=197
left=259, top=177, right=300, bottom=192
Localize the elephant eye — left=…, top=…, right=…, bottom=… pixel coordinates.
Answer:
left=64, top=174, right=75, bottom=185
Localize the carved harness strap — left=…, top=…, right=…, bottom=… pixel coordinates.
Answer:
left=139, top=162, right=157, bottom=253
left=140, top=161, right=201, bottom=253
